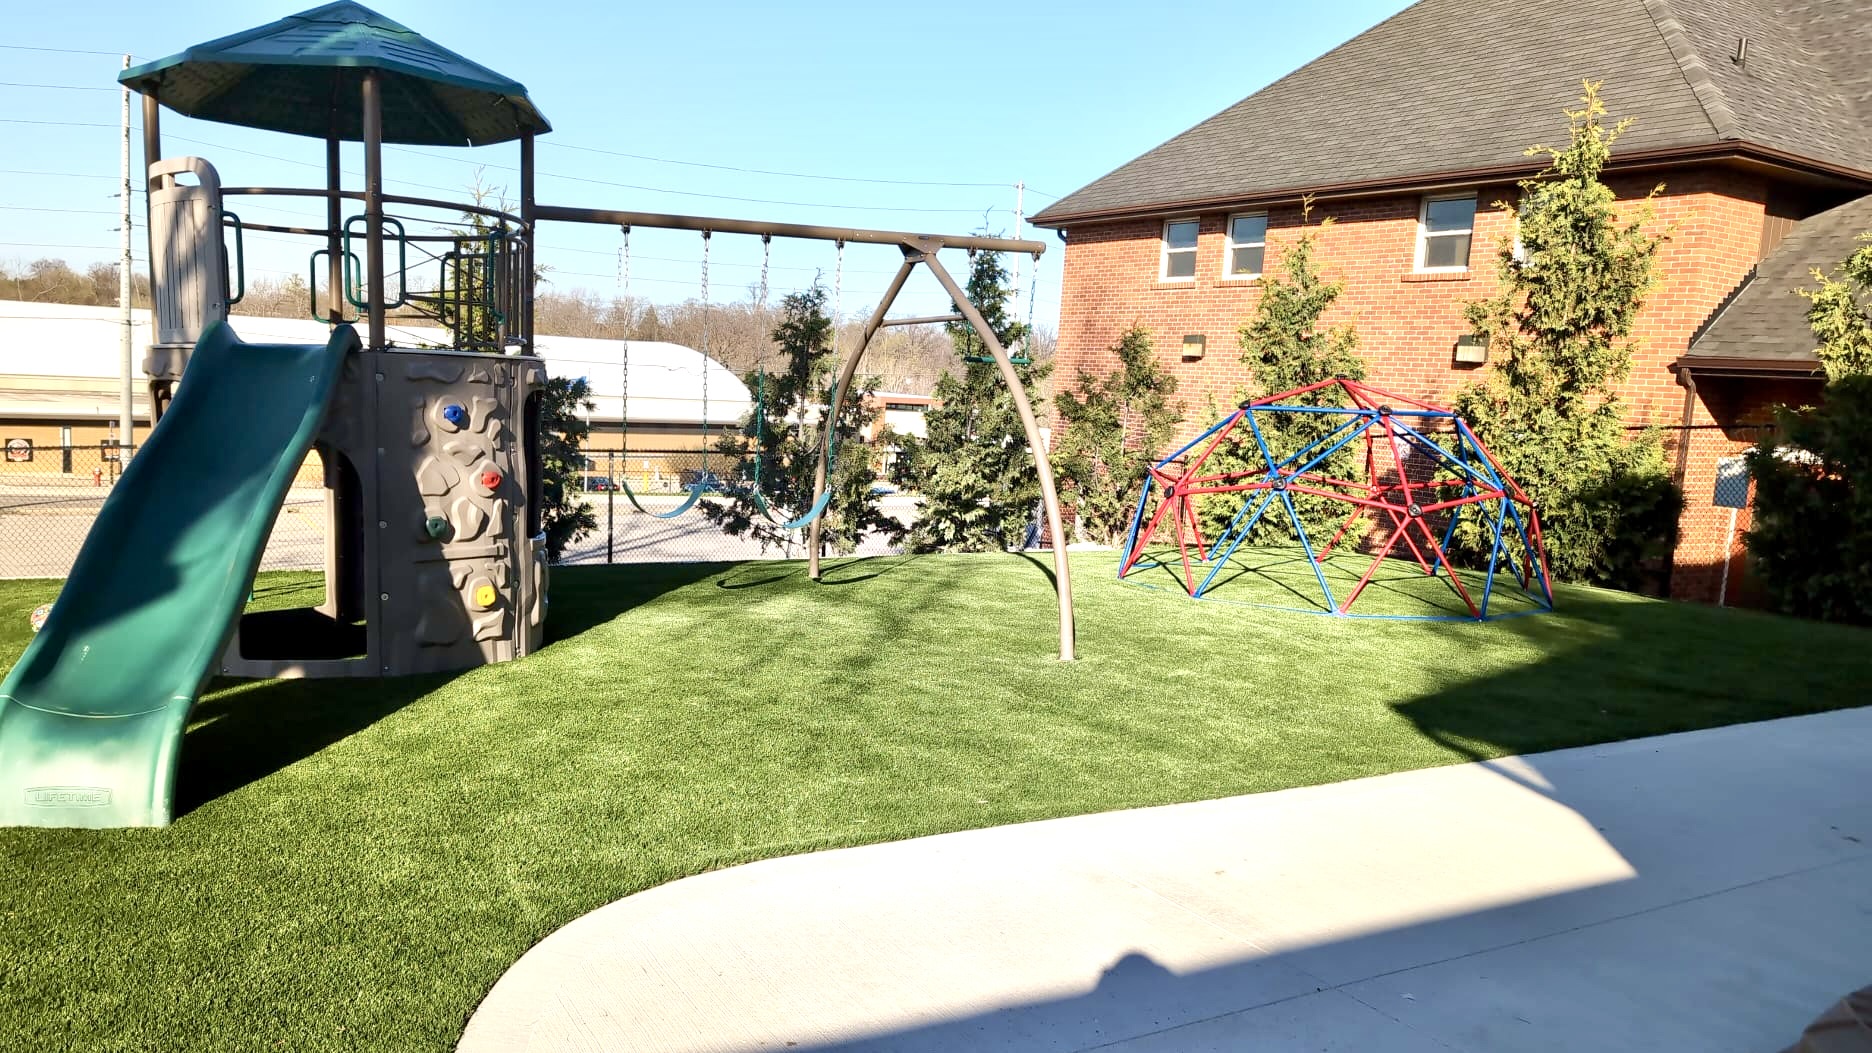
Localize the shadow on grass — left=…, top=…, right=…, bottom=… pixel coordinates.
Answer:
left=1127, top=543, right=1545, bottom=617
left=1388, top=588, right=1855, bottom=761
left=1015, top=550, right=1061, bottom=591
left=178, top=672, right=454, bottom=814
left=817, top=554, right=921, bottom=587
left=547, top=561, right=735, bottom=640
left=177, top=560, right=732, bottom=818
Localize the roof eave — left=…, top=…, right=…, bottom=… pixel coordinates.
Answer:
left=1669, top=355, right=1824, bottom=378
left=1031, top=142, right=1872, bottom=228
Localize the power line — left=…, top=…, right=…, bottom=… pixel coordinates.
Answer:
left=534, top=242, right=899, bottom=276
left=7, top=49, right=1048, bottom=203
left=380, top=145, right=1008, bottom=215
left=0, top=118, right=115, bottom=129
left=0, top=169, right=143, bottom=189
left=0, top=44, right=130, bottom=57
left=0, top=80, right=117, bottom=92
left=0, top=204, right=118, bottom=215
left=540, top=141, right=1014, bottom=190
left=537, top=169, right=1006, bottom=215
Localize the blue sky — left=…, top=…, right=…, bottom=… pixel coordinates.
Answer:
left=2, top=0, right=1414, bottom=330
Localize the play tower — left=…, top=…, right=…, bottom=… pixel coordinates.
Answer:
left=0, top=3, right=554, bottom=826
left=2, top=1, right=1072, bottom=829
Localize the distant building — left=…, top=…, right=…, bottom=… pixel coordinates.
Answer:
left=867, top=392, right=936, bottom=442
left=1034, top=0, right=1872, bottom=605
left=0, top=301, right=749, bottom=465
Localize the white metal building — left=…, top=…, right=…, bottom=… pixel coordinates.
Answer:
left=0, top=300, right=750, bottom=450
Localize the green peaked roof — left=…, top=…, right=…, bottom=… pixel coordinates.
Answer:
left=119, top=1, right=551, bottom=147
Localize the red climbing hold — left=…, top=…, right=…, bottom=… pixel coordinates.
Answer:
left=480, top=469, right=502, bottom=490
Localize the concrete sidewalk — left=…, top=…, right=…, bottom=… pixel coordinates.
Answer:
left=459, top=708, right=1872, bottom=1053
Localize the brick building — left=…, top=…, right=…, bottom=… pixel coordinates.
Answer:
left=1031, top=0, right=1872, bottom=603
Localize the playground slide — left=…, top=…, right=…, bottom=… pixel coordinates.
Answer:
left=0, top=322, right=357, bottom=828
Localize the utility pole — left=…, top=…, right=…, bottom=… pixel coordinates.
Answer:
left=119, top=54, right=135, bottom=460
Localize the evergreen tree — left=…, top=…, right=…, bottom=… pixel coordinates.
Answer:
left=1743, top=235, right=1872, bottom=623
left=1198, top=206, right=1370, bottom=547
left=538, top=375, right=597, bottom=562
left=1451, top=81, right=1681, bottom=588
left=703, top=285, right=902, bottom=554
left=894, top=250, right=1051, bottom=552
left=1799, top=234, right=1872, bottom=380
left=1053, top=325, right=1182, bottom=545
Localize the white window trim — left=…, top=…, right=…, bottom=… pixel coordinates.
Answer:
left=1220, top=211, right=1268, bottom=280
left=1160, top=217, right=1200, bottom=282
left=1416, top=193, right=1477, bottom=273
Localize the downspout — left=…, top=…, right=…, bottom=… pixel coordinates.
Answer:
left=1669, top=364, right=1698, bottom=599
left=1673, top=365, right=1697, bottom=489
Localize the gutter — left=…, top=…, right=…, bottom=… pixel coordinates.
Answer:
left=1665, top=356, right=1823, bottom=379
left=1032, top=142, right=1872, bottom=228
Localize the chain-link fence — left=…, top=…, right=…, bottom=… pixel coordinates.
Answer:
left=0, top=445, right=328, bottom=580
left=557, top=447, right=919, bottom=565
left=1, top=441, right=1038, bottom=579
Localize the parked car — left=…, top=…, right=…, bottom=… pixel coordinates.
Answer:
left=678, top=469, right=725, bottom=492
left=579, top=474, right=617, bottom=492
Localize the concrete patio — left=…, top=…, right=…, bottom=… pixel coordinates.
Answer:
left=460, top=706, right=1872, bottom=1052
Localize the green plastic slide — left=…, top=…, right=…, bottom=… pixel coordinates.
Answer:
left=0, top=322, right=357, bottom=828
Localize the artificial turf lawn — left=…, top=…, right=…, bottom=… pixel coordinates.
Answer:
left=1, top=550, right=1868, bottom=1051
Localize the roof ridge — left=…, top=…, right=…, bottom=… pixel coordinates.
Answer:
left=1641, top=0, right=1742, bottom=140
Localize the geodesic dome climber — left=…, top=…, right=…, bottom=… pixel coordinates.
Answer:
left=1118, top=377, right=1555, bottom=619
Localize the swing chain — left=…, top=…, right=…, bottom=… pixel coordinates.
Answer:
left=619, top=225, right=632, bottom=478
left=758, top=234, right=772, bottom=308
left=827, top=239, right=845, bottom=438
left=831, top=239, right=844, bottom=362
left=700, top=230, right=711, bottom=478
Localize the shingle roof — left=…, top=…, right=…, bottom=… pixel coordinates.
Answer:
left=1033, top=0, right=1872, bottom=225
left=1685, top=194, right=1872, bottom=366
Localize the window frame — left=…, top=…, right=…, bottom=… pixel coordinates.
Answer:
left=1416, top=192, right=1478, bottom=273
left=1159, top=217, right=1200, bottom=282
left=1220, top=211, right=1269, bottom=280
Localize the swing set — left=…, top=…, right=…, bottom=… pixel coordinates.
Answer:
left=613, top=227, right=842, bottom=533
left=539, top=205, right=1075, bottom=659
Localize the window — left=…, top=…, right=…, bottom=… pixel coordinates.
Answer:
left=1223, top=213, right=1267, bottom=278
left=1417, top=194, right=1477, bottom=271
left=1160, top=218, right=1199, bottom=280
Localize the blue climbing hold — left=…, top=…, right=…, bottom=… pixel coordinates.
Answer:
left=442, top=403, right=468, bottom=427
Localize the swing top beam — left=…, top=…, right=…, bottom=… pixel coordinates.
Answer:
left=531, top=204, right=1046, bottom=256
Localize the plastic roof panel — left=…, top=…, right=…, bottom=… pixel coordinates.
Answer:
left=119, top=1, right=550, bottom=147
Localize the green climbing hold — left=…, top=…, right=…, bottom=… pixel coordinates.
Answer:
left=425, top=515, right=451, bottom=540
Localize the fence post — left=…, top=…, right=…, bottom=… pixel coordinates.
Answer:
left=606, top=447, right=615, bottom=565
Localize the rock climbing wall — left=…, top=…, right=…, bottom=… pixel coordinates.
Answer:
left=220, top=345, right=545, bottom=679
left=377, top=349, right=543, bottom=675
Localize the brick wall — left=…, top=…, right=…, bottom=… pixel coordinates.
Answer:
left=1669, top=375, right=1823, bottom=605
left=1051, top=164, right=1780, bottom=599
